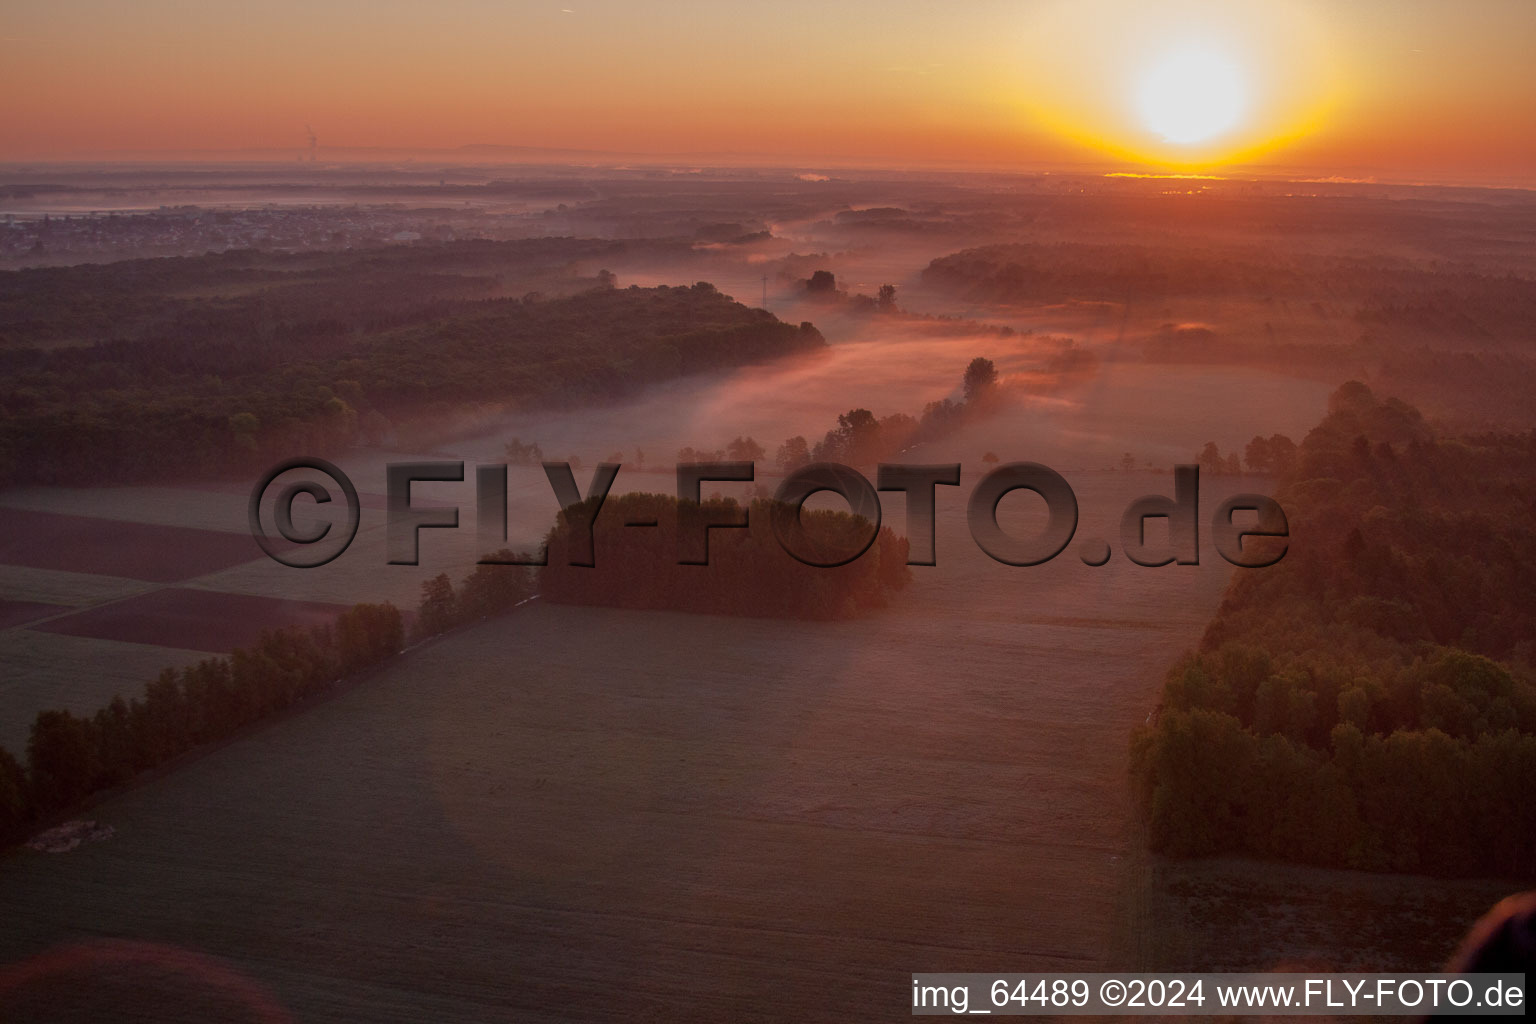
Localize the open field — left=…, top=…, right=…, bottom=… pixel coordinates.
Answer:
left=0, top=477, right=1234, bottom=1020
left=0, top=508, right=276, bottom=583
left=1, top=473, right=1510, bottom=1020
left=0, top=601, right=66, bottom=631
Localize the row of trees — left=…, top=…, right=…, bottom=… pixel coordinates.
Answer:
left=677, top=437, right=766, bottom=464
left=0, top=558, right=537, bottom=842
left=1133, top=382, right=1536, bottom=877
left=771, top=357, right=1001, bottom=472
left=799, top=269, right=901, bottom=314
left=1193, top=434, right=1298, bottom=477
left=1, top=602, right=403, bottom=836
left=507, top=356, right=1003, bottom=480
left=412, top=554, right=537, bottom=639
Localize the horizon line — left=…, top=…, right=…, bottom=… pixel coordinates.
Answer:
left=0, top=145, right=1531, bottom=193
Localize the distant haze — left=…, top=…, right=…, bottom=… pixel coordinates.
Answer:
left=1, top=0, right=1533, bottom=186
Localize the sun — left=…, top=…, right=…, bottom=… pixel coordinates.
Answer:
left=1015, top=0, right=1337, bottom=167
left=1135, top=44, right=1248, bottom=146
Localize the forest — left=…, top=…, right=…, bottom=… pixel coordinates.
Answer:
left=0, top=240, right=823, bottom=485
left=1132, top=382, right=1536, bottom=878
left=540, top=492, right=911, bottom=620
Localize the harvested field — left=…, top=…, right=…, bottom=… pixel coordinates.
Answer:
left=30, top=588, right=351, bottom=653
left=0, top=565, right=150, bottom=609
left=0, top=486, right=255, bottom=534
left=0, top=508, right=276, bottom=583
left=0, top=600, right=67, bottom=631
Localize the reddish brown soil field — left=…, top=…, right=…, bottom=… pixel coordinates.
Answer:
left=0, top=600, right=68, bottom=630
left=194, top=481, right=455, bottom=512
left=30, top=588, right=349, bottom=653
left=0, top=508, right=274, bottom=583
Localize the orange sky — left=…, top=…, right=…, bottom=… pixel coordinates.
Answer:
left=1, top=0, right=1532, bottom=184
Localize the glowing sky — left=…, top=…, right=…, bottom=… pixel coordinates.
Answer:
left=1, top=0, right=1532, bottom=183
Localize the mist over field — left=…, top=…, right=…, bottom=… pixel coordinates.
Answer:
left=0, top=162, right=1533, bottom=1019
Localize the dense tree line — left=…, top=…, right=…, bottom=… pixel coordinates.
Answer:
left=409, top=552, right=538, bottom=641
left=540, top=493, right=910, bottom=620
left=0, top=557, right=536, bottom=843
left=646, top=358, right=1006, bottom=479
left=1133, top=382, right=1536, bottom=877
left=0, top=240, right=824, bottom=485
left=1, top=602, right=403, bottom=837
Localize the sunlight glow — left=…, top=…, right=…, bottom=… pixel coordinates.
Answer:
left=1013, top=0, right=1337, bottom=169
left=1135, top=46, right=1247, bottom=145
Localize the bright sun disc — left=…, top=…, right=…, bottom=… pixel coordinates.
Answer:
left=1136, top=45, right=1247, bottom=145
